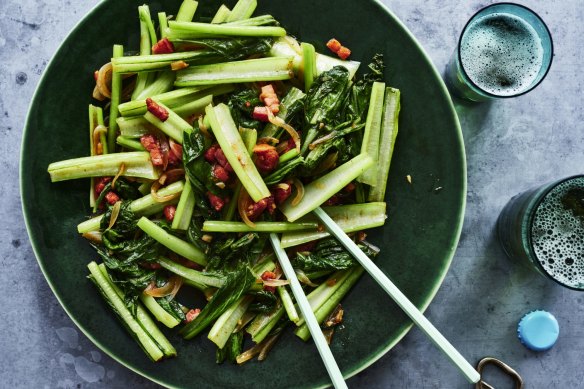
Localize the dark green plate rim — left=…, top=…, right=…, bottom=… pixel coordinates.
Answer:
left=20, top=0, right=466, bottom=387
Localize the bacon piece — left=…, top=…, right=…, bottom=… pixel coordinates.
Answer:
left=140, top=134, right=165, bottom=166
left=185, top=308, right=201, bottom=323
left=337, top=46, right=351, bottom=60
left=146, top=98, right=169, bottom=121
left=152, top=38, right=175, bottom=54
left=164, top=205, right=176, bottom=222
left=273, top=182, right=292, bottom=205
left=344, top=182, right=356, bottom=193
left=246, top=197, right=269, bottom=221
left=204, top=144, right=219, bottom=163
left=326, top=38, right=342, bottom=53
left=105, top=191, right=120, bottom=205
left=259, top=84, right=280, bottom=113
left=207, top=192, right=226, bottom=212
left=253, top=144, right=279, bottom=174
left=94, top=177, right=112, bottom=197
left=261, top=271, right=277, bottom=293
left=252, top=106, right=270, bottom=122
left=213, top=164, right=230, bottom=183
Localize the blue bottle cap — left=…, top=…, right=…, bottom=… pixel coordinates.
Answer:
left=517, top=310, right=559, bottom=351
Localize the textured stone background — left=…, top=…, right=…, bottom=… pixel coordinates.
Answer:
left=2, top=0, right=583, bottom=388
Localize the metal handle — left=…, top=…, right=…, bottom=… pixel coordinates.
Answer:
left=476, top=357, right=523, bottom=389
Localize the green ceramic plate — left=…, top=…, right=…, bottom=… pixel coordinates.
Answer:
left=21, top=0, right=465, bottom=387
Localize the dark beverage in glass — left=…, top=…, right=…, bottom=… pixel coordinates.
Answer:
left=498, top=175, right=584, bottom=290
left=445, top=3, right=553, bottom=101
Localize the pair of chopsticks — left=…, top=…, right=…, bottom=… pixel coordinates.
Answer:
left=269, top=207, right=481, bottom=388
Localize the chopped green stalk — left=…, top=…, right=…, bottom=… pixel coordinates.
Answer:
left=180, top=267, right=256, bottom=339
left=144, top=101, right=192, bottom=143
left=175, top=57, right=294, bottom=86
left=132, top=71, right=176, bottom=102
left=269, top=37, right=361, bottom=79
left=48, top=152, right=159, bottom=182
left=140, top=294, right=181, bottom=328
left=158, top=257, right=224, bottom=289
left=280, top=154, right=373, bottom=221
left=278, top=148, right=299, bottom=164
left=357, top=81, right=386, bottom=186
left=301, top=42, right=316, bottom=91
left=133, top=6, right=156, bottom=100
left=368, top=87, right=401, bottom=202
left=246, top=304, right=285, bottom=343
left=280, top=202, right=387, bottom=248
left=119, top=85, right=214, bottom=117
left=96, top=264, right=177, bottom=357
left=137, top=217, right=207, bottom=265
left=77, top=181, right=184, bottom=233
left=176, top=0, right=198, bottom=22
left=173, top=95, right=213, bottom=118
left=87, top=262, right=164, bottom=361
left=171, top=179, right=195, bottom=230
left=226, top=15, right=275, bottom=26
left=252, top=253, right=276, bottom=275
left=167, top=21, right=284, bottom=40
left=113, top=50, right=221, bottom=74
left=260, top=87, right=305, bottom=139
left=223, top=128, right=257, bottom=221
left=295, top=266, right=365, bottom=340
left=116, top=136, right=146, bottom=151
left=208, top=296, right=253, bottom=348
left=108, top=45, right=124, bottom=152
left=202, top=221, right=318, bottom=233
left=278, top=286, right=299, bottom=324
left=212, top=5, right=231, bottom=23
left=226, top=0, right=256, bottom=22
left=117, top=116, right=155, bottom=138
left=88, top=105, right=105, bottom=207
left=158, top=12, right=169, bottom=38
left=206, top=104, right=270, bottom=202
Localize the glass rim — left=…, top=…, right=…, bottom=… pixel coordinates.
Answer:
left=456, top=2, right=554, bottom=99
left=527, top=174, right=584, bottom=291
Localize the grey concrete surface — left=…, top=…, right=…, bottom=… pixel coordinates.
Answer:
left=1, top=0, right=582, bottom=388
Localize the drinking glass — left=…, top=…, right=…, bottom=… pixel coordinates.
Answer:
left=445, top=3, right=553, bottom=102
left=497, top=175, right=584, bottom=290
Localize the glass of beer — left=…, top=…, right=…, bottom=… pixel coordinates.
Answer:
left=497, top=175, right=584, bottom=290
left=445, top=3, right=553, bottom=102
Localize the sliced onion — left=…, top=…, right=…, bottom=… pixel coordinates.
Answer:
left=96, top=62, right=113, bottom=99
left=291, top=178, right=304, bottom=206
left=169, top=139, right=183, bottom=162
left=276, top=183, right=290, bottom=191
left=295, top=269, right=319, bottom=287
left=257, top=333, right=282, bottom=361
left=150, top=180, right=181, bottom=203
left=82, top=231, right=103, bottom=244
left=92, top=125, right=108, bottom=155
left=266, top=108, right=300, bottom=153
left=144, top=276, right=183, bottom=298
left=238, top=188, right=256, bottom=228
left=107, top=201, right=122, bottom=230
left=237, top=333, right=282, bottom=364
left=158, top=133, right=170, bottom=170
left=111, top=163, right=126, bottom=190
left=198, top=116, right=211, bottom=138
left=162, top=168, right=185, bottom=185
left=257, top=136, right=279, bottom=145
left=262, top=279, right=290, bottom=287
left=283, top=35, right=302, bottom=55
left=92, top=85, right=107, bottom=101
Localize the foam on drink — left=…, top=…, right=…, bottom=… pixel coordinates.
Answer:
left=531, top=177, right=584, bottom=289
left=460, top=12, right=544, bottom=96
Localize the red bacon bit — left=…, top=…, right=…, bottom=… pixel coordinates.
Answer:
left=207, top=192, right=226, bottom=212
left=164, top=205, right=176, bottom=222
left=337, top=46, right=351, bottom=60
left=253, top=144, right=279, bottom=174
left=252, top=106, right=270, bottom=122
left=152, top=38, right=175, bottom=54
left=140, top=134, right=165, bottom=166
left=344, top=182, right=356, bottom=193
left=169, top=139, right=183, bottom=163
left=105, top=191, right=120, bottom=205
left=213, top=164, right=230, bottom=183
left=326, top=38, right=342, bottom=53
left=261, top=271, right=277, bottom=293
left=259, top=84, right=280, bottom=113
left=246, top=197, right=269, bottom=220
left=185, top=308, right=201, bottom=323
left=204, top=144, right=220, bottom=163
left=214, top=148, right=228, bottom=168
left=324, top=194, right=341, bottom=206
left=94, top=177, right=112, bottom=197
left=93, top=70, right=99, bottom=81
left=273, top=182, right=292, bottom=205
left=146, top=98, right=169, bottom=121
left=281, top=137, right=296, bottom=154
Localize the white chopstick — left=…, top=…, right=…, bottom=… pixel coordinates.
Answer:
left=312, top=207, right=481, bottom=384
left=268, top=233, right=348, bottom=389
